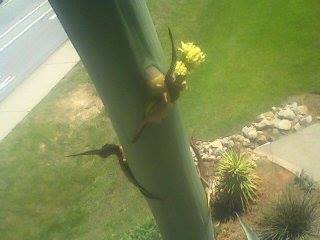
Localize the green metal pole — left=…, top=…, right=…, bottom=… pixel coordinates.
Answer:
left=48, top=1, right=214, bottom=239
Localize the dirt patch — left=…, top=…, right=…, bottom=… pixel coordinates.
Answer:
left=54, top=83, right=104, bottom=124
left=288, top=93, right=320, bottom=117
left=39, top=143, right=47, bottom=152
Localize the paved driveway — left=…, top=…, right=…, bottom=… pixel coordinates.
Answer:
left=255, top=123, right=320, bottom=181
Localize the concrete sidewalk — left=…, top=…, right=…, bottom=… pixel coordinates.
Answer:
left=255, top=123, right=320, bottom=181
left=0, top=40, right=80, bottom=141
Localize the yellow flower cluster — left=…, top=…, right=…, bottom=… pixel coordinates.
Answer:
left=171, top=41, right=205, bottom=91
left=174, top=61, right=188, bottom=76
left=178, top=41, right=206, bottom=66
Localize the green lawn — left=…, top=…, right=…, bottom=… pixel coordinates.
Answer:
left=1, top=0, right=320, bottom=239
left=150, top=0, right=320, bottom=138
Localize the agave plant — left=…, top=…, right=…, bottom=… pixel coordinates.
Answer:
left=215, top=150, right=259, bottom=215
left=49, top=1, right=214, bottom=239
left=237, top=213, right=260, bottom=240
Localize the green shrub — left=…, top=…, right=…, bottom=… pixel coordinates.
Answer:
left=215, top=150, right=259, bottom=216
left=294, top=170, right=318, bottom=193
left=121, top=218, right=162, bottom=240
left=260, top=187, right=319, bottom=240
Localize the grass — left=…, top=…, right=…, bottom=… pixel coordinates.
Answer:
left=121, top=218, right=162, bottom=240
left=1, top=0, right=320, bottom=239
left=0, top=65, right=150, bottom=239
left=149, top=0, right=320, bottom=138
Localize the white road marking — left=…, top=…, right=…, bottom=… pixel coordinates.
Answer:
left=0, top=76, right=15, bottom=90
left=48, top=14, right=57, bottom=20
left=0, top=8, right=52, bottom=53
left=2, top=0, right=15, bottom=7
left=0, top=0, right=48, bottom=40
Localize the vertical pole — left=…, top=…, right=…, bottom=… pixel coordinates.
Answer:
left=49, top=1, right=214, bottom=239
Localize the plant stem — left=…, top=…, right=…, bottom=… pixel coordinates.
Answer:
left=48, top=1, right=214, bottom=239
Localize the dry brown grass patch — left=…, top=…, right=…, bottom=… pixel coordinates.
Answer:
left=54, top=83, right=103, bottom=124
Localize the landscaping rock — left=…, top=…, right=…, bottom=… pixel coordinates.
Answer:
left=209, top=139, right=223, bottom=149
left=277, top=108, right=296, bottom=120
left=220, top=137, right=228, bottom=145
left=255, top=118, right=273, bottom=130
left=242, top=138, right=251, bottom=147
left=264, top=111, right=275, bottom=119
left=202, top=155, right=216, bottom=162
left=221, top=138, right=234, bottom=148
left=229, top=134, right=251, bottom=148
left=293, top=122, right=301, bottom=131
left=294, top=105, right=308, bottom=115
left=274, top=119, right=292, bottom=131
left=246, top=150, right=260, bottom=162
left=257, top=111, right=274, bottom=121
left=230, top=134, right=244, bottom=142
left=256, top=134, right=268, bottom=145
left=192, top=101, right=316, bottom=177
left=202, top=146, right=211, bottom=154
left=290, top=102, right=298, bottom=109
left=228, top=140, right=235, bottom=148
left=242, top=126, right=258, bottom=140
left=305, top=115, right=313, bottom=123
left=300, top=115, right=313, bottom=125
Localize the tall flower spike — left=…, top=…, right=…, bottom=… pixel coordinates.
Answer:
left=165, top=27, right=177, bottom=82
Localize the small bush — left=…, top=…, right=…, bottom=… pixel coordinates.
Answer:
left=214, top=150, right=259, bottom=217
left=121, top=218, right=162, bottom=240
left=294, top=170, right=318, bottom=193
left=260, top=187, right=319, bottom=240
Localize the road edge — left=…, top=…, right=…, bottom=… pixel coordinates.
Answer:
left=0, top=40, right=80, bottom=141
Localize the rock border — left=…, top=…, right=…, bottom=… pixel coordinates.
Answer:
left=191, top=102, right=318, bottom=180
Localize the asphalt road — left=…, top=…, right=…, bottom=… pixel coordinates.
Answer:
left=0, top=0, right=67, bottom=102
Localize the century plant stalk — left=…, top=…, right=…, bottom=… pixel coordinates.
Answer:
left=48, top=0, right=214, bottom=239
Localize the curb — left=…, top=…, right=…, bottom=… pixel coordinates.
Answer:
left=0, top=40, right=80, bottom=142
